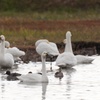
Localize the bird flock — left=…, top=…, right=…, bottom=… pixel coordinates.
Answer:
left=0, top=31, right=95, bottom=83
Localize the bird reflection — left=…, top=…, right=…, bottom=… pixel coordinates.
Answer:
left=42, top=83, right=48, bottom=100
left=66, top=67, right=76, bottom=99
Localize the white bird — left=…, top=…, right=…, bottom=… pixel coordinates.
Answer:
left=64, top=31, right=94, bottom=64
left=5, top=41, right=25, bottom=62
left=56, top=31, right=77, bottom=68
left=36, top=40, right=60, bottom=71
left=17, top=51, right=48, bottom=83
left=36, top=39, right=59, bottom=56
left=35, top=39, right=49, bottom=47
left=0, top=35, right=14, bottom=68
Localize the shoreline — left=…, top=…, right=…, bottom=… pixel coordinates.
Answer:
left=19, top=41, right=99, bottom=63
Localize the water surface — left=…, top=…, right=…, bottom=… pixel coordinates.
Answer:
left=0, top=56, right=100, bottom=100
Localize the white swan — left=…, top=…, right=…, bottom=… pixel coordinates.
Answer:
left=56, top=31, right=77, bottom=68
left=36, top=42, right=59, bottom=56
left=64, top=31, right=94, bottom=64
left=0, top=35, right=14, bottom=68
left=36, top=39, right=59, bottom=56
left=35, top=39, right=49, bottom=47
left=17, top=51, right=48, bottom=83
left=5, top=41, right=25, bottom=62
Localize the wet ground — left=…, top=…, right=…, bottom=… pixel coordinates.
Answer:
left=19, top=41, right=99, bottom=63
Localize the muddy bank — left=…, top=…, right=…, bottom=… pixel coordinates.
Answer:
left=19, top=41, right=100, bottom=63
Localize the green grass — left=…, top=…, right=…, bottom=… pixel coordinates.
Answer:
left=0, top=9, right=100, bottom=46
left=0, top=8, right=100, bottom=20
left=0, top=29, right=100, bottom=47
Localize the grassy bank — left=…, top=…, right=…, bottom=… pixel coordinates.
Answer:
left=0, top=10, right=100, bottom=46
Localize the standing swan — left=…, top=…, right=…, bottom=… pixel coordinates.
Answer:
left=0, top=35, right=14, bottom=68
left=17, top=51, right=48, bottom=83
left=56, top=31, right=77, bottom=68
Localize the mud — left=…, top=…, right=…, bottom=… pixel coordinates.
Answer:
left=19, top=41, right=99, bottom=63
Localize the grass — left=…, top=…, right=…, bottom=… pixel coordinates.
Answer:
left=0, top=9, right=100, bottom=46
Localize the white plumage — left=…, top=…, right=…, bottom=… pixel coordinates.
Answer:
left=56, top=31, right=77, bottom=68
left=36, top=39, right=59, bottom=56
left=64, top=31, right=94, bottom=64
left=0, top=35, right=14, bottom=68
left=17, top=51, right=48, bottom=83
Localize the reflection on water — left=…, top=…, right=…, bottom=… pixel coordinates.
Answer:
left=66, top=68, right=76, bottom=100
left=1, top=57, right=100, bottom=100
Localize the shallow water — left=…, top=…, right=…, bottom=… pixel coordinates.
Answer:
left=0, top=56, right=100, bottom=100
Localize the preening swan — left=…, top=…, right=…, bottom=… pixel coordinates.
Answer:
left=56, top=31, right=77, bottom=68
left=64, top=31, right=94, bottom=64
left=5, top=41, right=25, bottom=62
left=36, top=40, right=59, bottom=56
left=35, top=39, right=49, bottom=47
left=0, top=35, right=14, bottom=68
left=17, top=51, right=48, bottom=83
left=36, top=40, right=59, bottom=71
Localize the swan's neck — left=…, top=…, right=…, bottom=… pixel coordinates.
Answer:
left=65, top=34, right=73, bottom=53
left=41, top=55, right=48, bottom=82
left=0, top=40, right=5, bottom=58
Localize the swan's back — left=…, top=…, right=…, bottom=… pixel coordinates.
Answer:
left=17, top=73, right=46, bottom=83
left=6, top=47, right=25, bottom=57
left=76, top=55, right=94, bottom=64
left=36, top=42, right=59, bottom=56
left=56, top=52, right=77, bottom=67
left=35, top=39, right=49, bottom=47
left=0, top=53, right=14, bottom=68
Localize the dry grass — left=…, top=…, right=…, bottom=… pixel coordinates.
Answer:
left=0, top=11, right=100, bottom=46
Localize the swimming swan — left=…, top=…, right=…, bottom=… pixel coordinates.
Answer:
left=17, top=51, right=48, bottom=83
left=56, top=31, right=77, bottom=68
left=64, top=31, right=94, bottom=64
left=0, top=35, right=14, bottom=68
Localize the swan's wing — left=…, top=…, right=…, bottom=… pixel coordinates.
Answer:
left=76, top=55, right=94, bottom=64
left=35, top=39, right=49, bottom=47
left=36, top=42, right=59, bottom=56
left=3, top=53, right=14, bottom=67
left=6, top=47, right=25, bottom=57
left=49, top=42, right=59, bottom=54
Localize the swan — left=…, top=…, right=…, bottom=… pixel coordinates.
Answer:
left=35, top=39, right=49, bottom=47
left=5, top=41, right=25, bottom=62
left=36, top=39, right=59, bottom=56
left=56, top=31, right=77, bottom=68
left=0, top=35, right=14, bottom=68
left=36, top=40, right=60, bottom=71
left=17, top=51, right=48, bottom=83
left=64, top=31, right=94, bottom=64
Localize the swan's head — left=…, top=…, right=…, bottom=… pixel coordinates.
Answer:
left=0, top=35, right=5, bottom=42
left=66, top=31, right=72, bottom=37
left=42, top=51, right=47, bottom=58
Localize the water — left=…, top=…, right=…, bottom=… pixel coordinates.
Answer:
left=0, top=56, right=100, bottom=100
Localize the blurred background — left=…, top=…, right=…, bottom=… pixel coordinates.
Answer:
left=0, top=0, right=100, bottom=46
